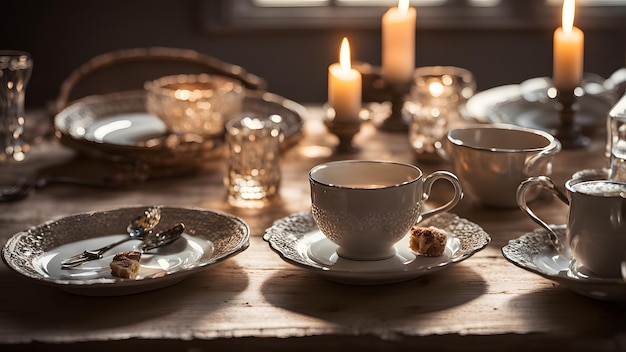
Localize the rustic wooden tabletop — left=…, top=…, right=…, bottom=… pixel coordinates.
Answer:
left=0, top=106, right=623, bottom=352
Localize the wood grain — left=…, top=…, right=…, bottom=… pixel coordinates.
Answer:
left=0, top=106, right=623, bottom=352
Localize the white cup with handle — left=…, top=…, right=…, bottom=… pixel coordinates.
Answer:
left=309, top=160, right=463, bottom=261
left=440, top=124, right=561, bottom=208
left=518, top=175, right=626, bottom=278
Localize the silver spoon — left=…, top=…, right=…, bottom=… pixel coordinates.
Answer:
left=138, top=223, right=185, bottom=252
left=60, top=206, right=162, bottom=268
left=61, top=222, right=185, bottom=269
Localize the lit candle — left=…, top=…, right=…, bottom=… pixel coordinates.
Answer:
left=553, top=0, right=584, bottom=93
left=328, top=37, right=362, bottom=123
left=382, top=0, right=416, bottom=84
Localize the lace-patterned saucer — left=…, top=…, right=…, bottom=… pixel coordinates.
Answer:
left=263, top=212, right=490, bottom=285
left=502, top=226, right=626, bottom=302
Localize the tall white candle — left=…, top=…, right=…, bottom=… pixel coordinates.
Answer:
left=382, top=0, right=416, bottom=84
left=553, top=0, right=584, bottom=92
left=328, top=37, right=362, bottom=123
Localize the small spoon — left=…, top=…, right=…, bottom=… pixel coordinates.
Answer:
left=128, top=206, right=163, bottom=240
left=60, top=206, right=162, bottom=268
left=62, top=223, right=185, bottom=269
left=139, top=223, right=185, bottom=252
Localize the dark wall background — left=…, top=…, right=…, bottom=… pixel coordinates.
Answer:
left=3, top=0, right=625, bottom=109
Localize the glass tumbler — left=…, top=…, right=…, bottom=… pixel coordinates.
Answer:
left=226, top=115, right=282, bottom=208
left=410, top=66, right=476, bottom=121
left=407, top=66, right=476, bottom=161
left=0, top=51, right=33, bottom=162
left=608, top=93, right=626, bottom=181
left=144, top=73, right=245, bottom=137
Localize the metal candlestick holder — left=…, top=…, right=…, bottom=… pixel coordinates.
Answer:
left=324, top=107, right=361, bottom=153
left=352, top=62, right=412, bottom=133
left=554, top=89, right=590, bottom=149
left=379, top=80, right=412, bottom=132
left=491, top=76, right=616, bottom=150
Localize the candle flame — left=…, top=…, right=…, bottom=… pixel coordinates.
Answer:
left=398, top=0, right=409, bottom=14
left=339, top=37, right=352, bottom=73
left=562, top=0, right=575, bottom=34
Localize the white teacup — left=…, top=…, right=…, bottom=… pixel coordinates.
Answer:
left=309, top=160, right=463, bottom=261
left=442, top=124, right=561, bottom=208
left=517, top=176, right=626, bottom=278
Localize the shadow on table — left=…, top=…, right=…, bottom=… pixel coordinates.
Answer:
left=260, top=264, right=486, bottom=324
left=0, top=260, right=249, bottom=331
left=507, top=286, right=626, bottom=333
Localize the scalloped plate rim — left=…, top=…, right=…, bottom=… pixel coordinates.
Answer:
left=1, top=206, right=250, bottom=296
left=501, top=226, right=626, bottom=302
left=263, top=211, right=491, bottom=285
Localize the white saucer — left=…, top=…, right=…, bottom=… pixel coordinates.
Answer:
left=264, top=212, right=490, bottom=285
left=502, top=226, right=626, bottom=302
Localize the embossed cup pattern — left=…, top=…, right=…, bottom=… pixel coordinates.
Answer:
left=312, top=204, right=421, bottom=260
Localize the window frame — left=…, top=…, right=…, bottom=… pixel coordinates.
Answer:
left=199, top=0, right=626, bottom=34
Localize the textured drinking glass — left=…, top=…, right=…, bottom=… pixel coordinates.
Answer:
left=608, top=94, right=626, bottom=181
left=226, top=115, right=282, bottom=208
left=405, top=101, right=448, bottom=160
left=145, top=73, right=245, bottom=137
left=407, top=66, right=476, bottom=160
left=0, top=51, right=33, bottom=162
left=410, top=66, right=476, bottom=108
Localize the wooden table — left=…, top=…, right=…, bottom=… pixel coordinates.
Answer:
left=0, top=106, right=624, bottom=352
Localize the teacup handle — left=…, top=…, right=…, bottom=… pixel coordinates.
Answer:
left=516, top=176, right=571, bottom=257
left=420, top=171, right=463, bottom=220
left=524, top=139, right=562, bottom=175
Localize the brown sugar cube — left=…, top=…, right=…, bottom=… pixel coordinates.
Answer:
left=110, top=251, right=142, bottom=279
left=409, top=226, right=447, bottom=256
left=112, top=251, right=142, bottom=262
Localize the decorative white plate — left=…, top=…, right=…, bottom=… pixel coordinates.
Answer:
left=465, top=76, right=615, bottom=136
left=502, top=226, right=626, bottom=302
left=81, top=112, right=167, bottom=145
left=263, top=212, right=490, bottom=285
left=1, top=206, right=249, bottom=296
left=54, top=89, right=305, bottom=177
left=465, top=84, right=521, bottom=122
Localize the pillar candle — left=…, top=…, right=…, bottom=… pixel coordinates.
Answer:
left=328, top=37, right=362, bottom=123
left=382, top=0, right=416, bottom=84
left=553, top=0, right=584, bottom=93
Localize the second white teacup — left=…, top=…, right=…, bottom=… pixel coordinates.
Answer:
left=309, top=160, right=463, bottom=261
left=442, top=124, right=561, bottom=208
